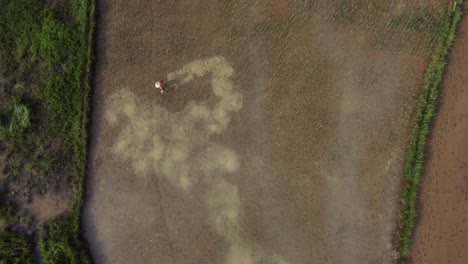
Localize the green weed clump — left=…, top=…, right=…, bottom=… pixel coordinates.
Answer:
left=0, top=191, right=17, bottom=223
left=397, top=1, right=464, bottom=262
left=0, top=230, right=34, bottom=264
left=39, top=216, right=85, bottom=264
left=0, top=104, right=31, bottom=137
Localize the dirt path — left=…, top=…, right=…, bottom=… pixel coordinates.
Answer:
left=84, top=1, right=447, bottom=263
left=409, top=3, right=468, bottom=263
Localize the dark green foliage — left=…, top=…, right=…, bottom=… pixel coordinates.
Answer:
left=0, top=230, right=34, bottom=264
left=39, top=216, right=86, bottom=264
left=0, top=104, right=31, bottom=137
left=397, top=1, right=464, bottom=262
left=0, top=190, right=17, bottom=222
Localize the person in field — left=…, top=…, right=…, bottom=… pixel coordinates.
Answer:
left=155, top=80, right=166, bottom=94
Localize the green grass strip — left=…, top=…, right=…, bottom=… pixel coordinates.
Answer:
left=397, top=1, right=464, bottom=262
left=38, top=0, right=96, bottom=263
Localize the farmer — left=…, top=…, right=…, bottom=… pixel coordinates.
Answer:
left=155, top=80, right=166, bottom=94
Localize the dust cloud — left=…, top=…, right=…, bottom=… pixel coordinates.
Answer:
left=104, top=56, right=287, bottom=264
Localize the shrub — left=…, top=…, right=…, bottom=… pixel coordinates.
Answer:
left=0, top=229, right=34, bottom=264
left=0, top=104, right=31, bottom=137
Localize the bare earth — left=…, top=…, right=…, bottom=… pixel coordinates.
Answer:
left=409, top=2, right=468, bottom=263
left=84, top=1, right=448, bottom=263
left=24, top=189, right=71, bottom=224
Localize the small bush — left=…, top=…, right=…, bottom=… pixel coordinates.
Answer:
left=0, top=104, right=31, bottom=137
left=39, top=217, right=78, bottom=264
left=0, top=229, right=34, bottom=264
left=0, top=191, right=17, bottom=222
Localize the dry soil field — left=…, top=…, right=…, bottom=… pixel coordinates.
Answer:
left=84, top=1, right=450, bottom=263
left=409, top=2, right=468, bottom=263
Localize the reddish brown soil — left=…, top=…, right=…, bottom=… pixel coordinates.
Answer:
left=84, top=1, right=449, bottom=263
left=409, top=3, right=468, bottom=263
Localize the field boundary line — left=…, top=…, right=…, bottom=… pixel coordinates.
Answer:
left=396, top=1, right=464, bottom=263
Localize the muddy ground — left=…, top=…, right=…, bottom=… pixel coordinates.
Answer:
left=410, top=2, right=468, bottom=263
left=84, top=1, right=449, bottom=263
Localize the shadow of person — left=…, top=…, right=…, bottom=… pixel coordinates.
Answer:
left=166, top=72, right=190, bottom=92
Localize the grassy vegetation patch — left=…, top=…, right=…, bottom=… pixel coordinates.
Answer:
left=397, top=1, right=464, bottom=262
left=0, top=0, right=95, bottom=262
left=306, top=0, right=448, bottom=53
left=0, top=190, right=17, bottom=223
left=0, top=229, right=34, bottom=264
left=0, top=103, right=31, bottom=137
left=39, top=216, right=85, bottom=264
